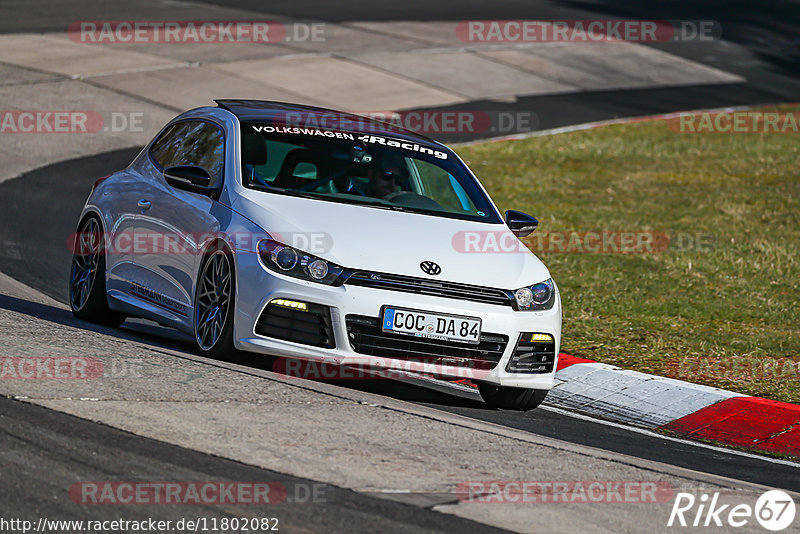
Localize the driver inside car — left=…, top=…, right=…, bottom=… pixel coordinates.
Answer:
left=364, top=157, right=409, bottom=199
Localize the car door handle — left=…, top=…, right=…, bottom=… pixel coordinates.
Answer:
left=137, top=199, right=151, bottom=210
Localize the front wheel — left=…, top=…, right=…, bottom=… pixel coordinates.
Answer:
left=478, top=383, right=548, bottom=411
left=193, top=247, right=236, bottom=358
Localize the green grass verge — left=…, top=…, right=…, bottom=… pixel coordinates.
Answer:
left=458, top=105, right=800, bottom=404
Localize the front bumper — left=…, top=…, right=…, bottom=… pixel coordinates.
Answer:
left=233, top=253, right=561, bottom=389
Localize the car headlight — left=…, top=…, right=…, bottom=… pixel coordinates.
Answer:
left=513, top=278, right=555, bottom=311
left=257, top=239, right=343, bottom=285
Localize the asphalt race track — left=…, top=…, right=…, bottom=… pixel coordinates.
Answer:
left=0, top=396, right=507, bottom=534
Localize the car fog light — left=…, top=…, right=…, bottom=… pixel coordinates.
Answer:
left=270, top=299, right=308, bottom=312
left=307, top=259, right=329, bottom=280
left=515, top=287, right=533, bottom=309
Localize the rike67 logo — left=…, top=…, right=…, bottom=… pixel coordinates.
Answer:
left=668, top=490, right=796, bottom=531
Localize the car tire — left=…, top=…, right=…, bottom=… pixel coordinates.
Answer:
left=69, top=215, right=126, bottom=327
left=478, top=383, right=548, bottom=411
left=193, top=244, right=236, bottom=359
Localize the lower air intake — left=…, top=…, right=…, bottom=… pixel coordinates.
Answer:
left=506, top=333, right=556, bottom=373
left=255, top=300, right=335, bottom=349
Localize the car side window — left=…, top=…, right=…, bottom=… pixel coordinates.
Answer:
left=150, top=120, right=225, bottom=187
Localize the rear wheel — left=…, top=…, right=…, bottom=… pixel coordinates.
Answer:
left=69, top=216, right=125, bottom=327
left=193, top=247, right=235, bottom=358
left=478, top=383, right=548, bottom=411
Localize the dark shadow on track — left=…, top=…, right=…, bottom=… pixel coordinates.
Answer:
left=416, top=83, right=791, bottom=144
left=0, top=292, right=194, bottom=351
left=559, top=0, right=800, bottom=75
left=0, top=147, right=143, bottom=304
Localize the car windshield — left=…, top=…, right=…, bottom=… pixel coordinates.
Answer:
left=239, top=123, right=502, bottom=223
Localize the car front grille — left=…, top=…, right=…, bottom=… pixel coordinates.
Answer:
left=344, top=271, right=513, bottom=307
left=345, top=315, right=508, bottom=370
left=255, top=301, right=335, bottom=349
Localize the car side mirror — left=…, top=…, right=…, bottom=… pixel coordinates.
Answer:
left=164, top=165, right=215, bottom=196
left=505, top=210, right=538, bottom=237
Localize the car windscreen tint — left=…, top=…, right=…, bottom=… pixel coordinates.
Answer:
left=240, top=124, right=501, bottom=223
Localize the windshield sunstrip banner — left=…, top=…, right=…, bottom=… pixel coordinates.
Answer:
left=250, top=126, right=448, bottom=159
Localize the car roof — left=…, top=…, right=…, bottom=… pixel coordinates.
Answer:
left=214, top=99, right=440, bottom=146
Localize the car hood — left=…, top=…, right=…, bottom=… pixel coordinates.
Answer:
left=233, top=190, right=551, bottom=290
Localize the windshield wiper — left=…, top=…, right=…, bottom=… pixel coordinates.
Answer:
left=247, top=183, right=326, bottom=200
left=326, top=196, right=420, bottom=212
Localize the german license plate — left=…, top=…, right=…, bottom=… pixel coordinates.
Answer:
left=381, top=306, right=482, bottom=345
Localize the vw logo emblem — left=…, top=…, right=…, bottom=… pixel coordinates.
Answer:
left=420, top=261, right=441, bottom=275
